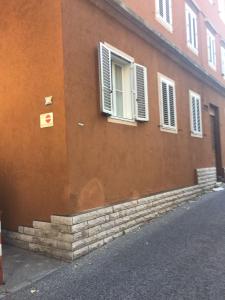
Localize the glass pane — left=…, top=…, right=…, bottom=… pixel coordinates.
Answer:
left=116, top=91, right=123, bottom=118
left=115, top=65, right=123, bottom=91
left=113, top=63, right=124, bottom=118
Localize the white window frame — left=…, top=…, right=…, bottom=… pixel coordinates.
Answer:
left=189, top=90, right=203, bottom=138
left=221, top=46, right=225, bottom=78
left=207, top=29, right=216, bottom=70
left=108, top=48, right=134, bottom=123
left=99, top=42, right=149, bottom=124
left=158, top=73, right=177, bottom=134
left=111, top=58, right=134, bottom=121
left=155, top=0, right=173, bottom=32
left=185, top=3, right=198, bottom=55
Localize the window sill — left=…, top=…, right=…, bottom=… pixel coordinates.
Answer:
left=156, top=15, right=173, bottom=33
left=191, top=132, right=203, bottom=138
left=208, top=62, right=216, bottom=71
left=160, top=126, right=178, bottom=134
left=107, top=117, right=137, bottom=127
left=187, top=44, right=198, bottom=56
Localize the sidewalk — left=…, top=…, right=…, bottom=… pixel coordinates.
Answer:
left=0, top=245, right=66, bottom=298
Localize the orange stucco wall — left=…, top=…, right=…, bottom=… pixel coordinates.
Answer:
left=0, top=0, right=69, bottom=230
left=61, top=0, right=225, bottom=213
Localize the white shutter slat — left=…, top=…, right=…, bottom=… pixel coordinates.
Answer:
left=134, top=64, right=149, bottom=122
left=99, top=43, right=112, bottom=115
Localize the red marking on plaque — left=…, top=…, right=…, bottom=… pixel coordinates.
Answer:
left=45, top=114, right=51, bottom=123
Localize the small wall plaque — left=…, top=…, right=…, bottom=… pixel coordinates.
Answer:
left=40, top=112, right=54, bottom=128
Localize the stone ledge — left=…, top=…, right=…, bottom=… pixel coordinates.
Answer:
left=3, top=167, right=217, bottom=261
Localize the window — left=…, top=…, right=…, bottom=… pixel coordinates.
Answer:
left=185, top=4, right=198, bottom=54
left=207, top=29, right=216, bottom=70
left=189, top=91, right=202, bottom=137
left=99, top=43, right=149, bottom=122
left=156, top=0, right=173, bottom=32
left=158, top=74, right=177, bottom=133
left=218, top=0, right=225, bottom=22
left=221, top=46, right=225, bottom=78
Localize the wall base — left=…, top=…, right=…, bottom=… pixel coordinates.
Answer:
left=3, top=167, right=217, bottom=261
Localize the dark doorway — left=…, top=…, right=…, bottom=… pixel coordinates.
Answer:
left=210, top=105, right=223, bottom=181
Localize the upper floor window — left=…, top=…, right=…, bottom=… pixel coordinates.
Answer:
left=158, top=73, right=177, bottom=133
left=189, top=91, right=203, bottom=138
left=99, top=43, right=149, bottom=123
left=185, top=4, right=198, bottom=55
left=207, top=29, right=216, bottom=70
left=218, top=0, right=225, bottom=22
left=221, top=46, right=225, bottom=78
left=156, top=0, right=173, bottom=32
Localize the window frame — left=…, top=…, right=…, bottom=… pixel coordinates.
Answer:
left=206, top=29, right=217, bottom=70
left=185, top=3, right=198, bottom=55
left=155, top=0, right=173, bottom=32
left=99, top=42, right=149, bottom=125
left=105, top=43, right=135, bottom=123
left=189, top=90, right=203, bottom=138
left=158, top=73, right=177, bottom=134
left=221, top=45, right=225, bottom=78
left=111, top=58, right=134, bottom=121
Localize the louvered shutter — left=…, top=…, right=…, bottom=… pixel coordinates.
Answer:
left=162, top=82, right=169, bottom=126
left=134, top=64, right=149, bottom=121
left=98, top=43, right=112, bottom=115
left=196, top=98, right=201, bottom=133
left=191, top=96, right=197, bottom=132
left=169, top=85, right=175, bottom=127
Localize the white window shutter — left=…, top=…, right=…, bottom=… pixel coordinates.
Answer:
left=196, top=98, right=201, bottom=133
left=168, top=84, right=175, bottom=127
left=134, top=64, right=149, bottom=121
left=162, top=81, right=169, bottom=125
left=191, top=96, right=197, bottom=132
left=98, top=43, right=113, bottom=115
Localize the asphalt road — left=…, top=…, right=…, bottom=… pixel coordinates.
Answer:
left=5, top=190, right=225, bottom=300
